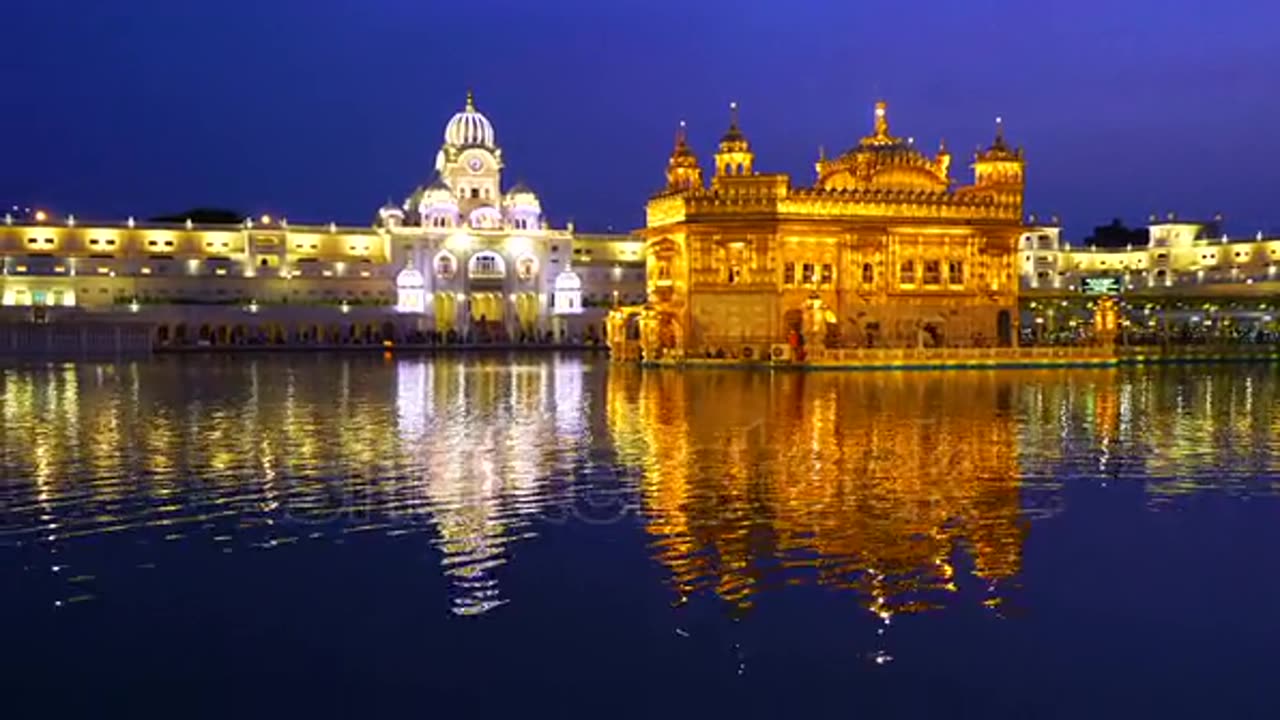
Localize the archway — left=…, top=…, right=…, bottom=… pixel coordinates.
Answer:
left=997, top=309, right=1013, bottom=347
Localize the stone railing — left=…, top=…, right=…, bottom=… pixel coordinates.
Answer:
left=805, top=346, right=1117, bottom=365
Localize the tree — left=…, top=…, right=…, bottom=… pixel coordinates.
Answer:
left=1083, top=218, right=1147, bottom=248
left=149, top=208, right=244, bottom=225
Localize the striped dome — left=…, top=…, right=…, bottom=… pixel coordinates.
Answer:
left=444, top=91, right=495, bottom=148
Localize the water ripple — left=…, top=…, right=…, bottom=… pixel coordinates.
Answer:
left=3, top=357, right=1280, bottom=629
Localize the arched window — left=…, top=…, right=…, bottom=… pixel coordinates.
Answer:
left=861, top=262, right=874, bottom=284
left=923, top=260, right=941, bottom=285
left=469, top=251, right=506, bottom=278
left=468, top=207, right=503, bottom=229
left=434, top=251, right=456, bottom=279
left=899, top=260, right=915, bottom=285
left=516, top=255, right=538, bottom=281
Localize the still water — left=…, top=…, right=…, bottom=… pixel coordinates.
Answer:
left=2, top=354, right=1279, bottom=717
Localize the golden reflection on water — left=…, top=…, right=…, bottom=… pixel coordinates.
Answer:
left=606, top=368, right=1027, bottom=620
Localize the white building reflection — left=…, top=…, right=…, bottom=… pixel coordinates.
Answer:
left=394, top=356, right=590, bottom=615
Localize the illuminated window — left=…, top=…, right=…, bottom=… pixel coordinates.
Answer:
left=861, top=263, right=874, bottom=284
left=474, top=254, right=498, bottom=275
left=802, top=263, right=814, bottom=284
left=899, top=260, right=915, bottom=284
left=820, top=263, right=833, bottom=284
left=783, top=262, right=795, bottom=285
left=436, top=255, right=455, bottom=278
left=948, top=261, right=964, bottom=285
left=516, top=256, right=537, bottom=280
left=923, top=260, right=941, bottom=285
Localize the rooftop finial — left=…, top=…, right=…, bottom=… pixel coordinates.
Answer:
left=994, top=115, right=1005, bottom=144
left=729, top=101, right=739, bottom=128
left=465, top=89, right=475, bottom=110
left=874, top=100, right=889, bottom=138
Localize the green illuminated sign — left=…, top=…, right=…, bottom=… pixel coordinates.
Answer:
left=1082, top=277, right=1122, bottom=295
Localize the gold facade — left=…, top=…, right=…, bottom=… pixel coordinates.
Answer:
left=617, top=102, right=1026, bottom=360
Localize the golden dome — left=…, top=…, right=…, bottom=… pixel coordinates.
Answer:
left=718, top=102, right=750, bottom=153
left=816, top=101, right=950, bottom=192
left=976, top=117, right=1023, bottom=162
left=668, top=121, right=700, bottom=168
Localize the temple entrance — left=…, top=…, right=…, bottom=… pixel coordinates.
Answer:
left=783, top=309, right=803, bottom=334
left=469, top=292, right=504, bottom=322
left=514, top=293, right=540, bottom=336
left=434, top=293, right=457, bottom=332
left=997, top=310, right=1013, bottom=347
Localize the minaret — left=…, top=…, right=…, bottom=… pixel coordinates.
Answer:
left=665, top=121, right=704, bottom=191
left=714, top=101, right=754, bottom=178
left=936, top=137, right=952, bottom=179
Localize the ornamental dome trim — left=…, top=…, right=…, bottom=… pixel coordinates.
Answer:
left=396, top=264, right=426, bottom=289
left=554, top=268, right=583, bottom=291
left=444, top=91, right=496, bottom=149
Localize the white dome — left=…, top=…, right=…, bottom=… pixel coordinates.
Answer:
left=422, top=182, right=456, bottom=208
left=444, top=91, right=495, bottom=148
left=503, top=182, right=541, bottom=211
left=396, top=265, right=425, bottom=289
left=554, top=268, right=582, bottom=291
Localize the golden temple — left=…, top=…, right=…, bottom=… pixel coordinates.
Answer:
left=608, top=101, right=1026, bottom=361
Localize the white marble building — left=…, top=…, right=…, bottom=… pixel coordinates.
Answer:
left=386, top=92, right=578, bottom=339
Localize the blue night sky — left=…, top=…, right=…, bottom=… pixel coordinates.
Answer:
left=4, top=0, right=1279, bottom=237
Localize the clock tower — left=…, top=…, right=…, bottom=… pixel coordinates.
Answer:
left=436, top=91, right=504, bottom=214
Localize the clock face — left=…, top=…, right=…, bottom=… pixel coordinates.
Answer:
left=467, top=157, right=484, bottom=173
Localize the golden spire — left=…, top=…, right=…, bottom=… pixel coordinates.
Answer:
left=994, top=115, right=1005, bottom=146
left=729, top=101, right=740, bottom=129
left=874, top=100, right=890, bottom=139
left=465, top=89, right=476, bottom=111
